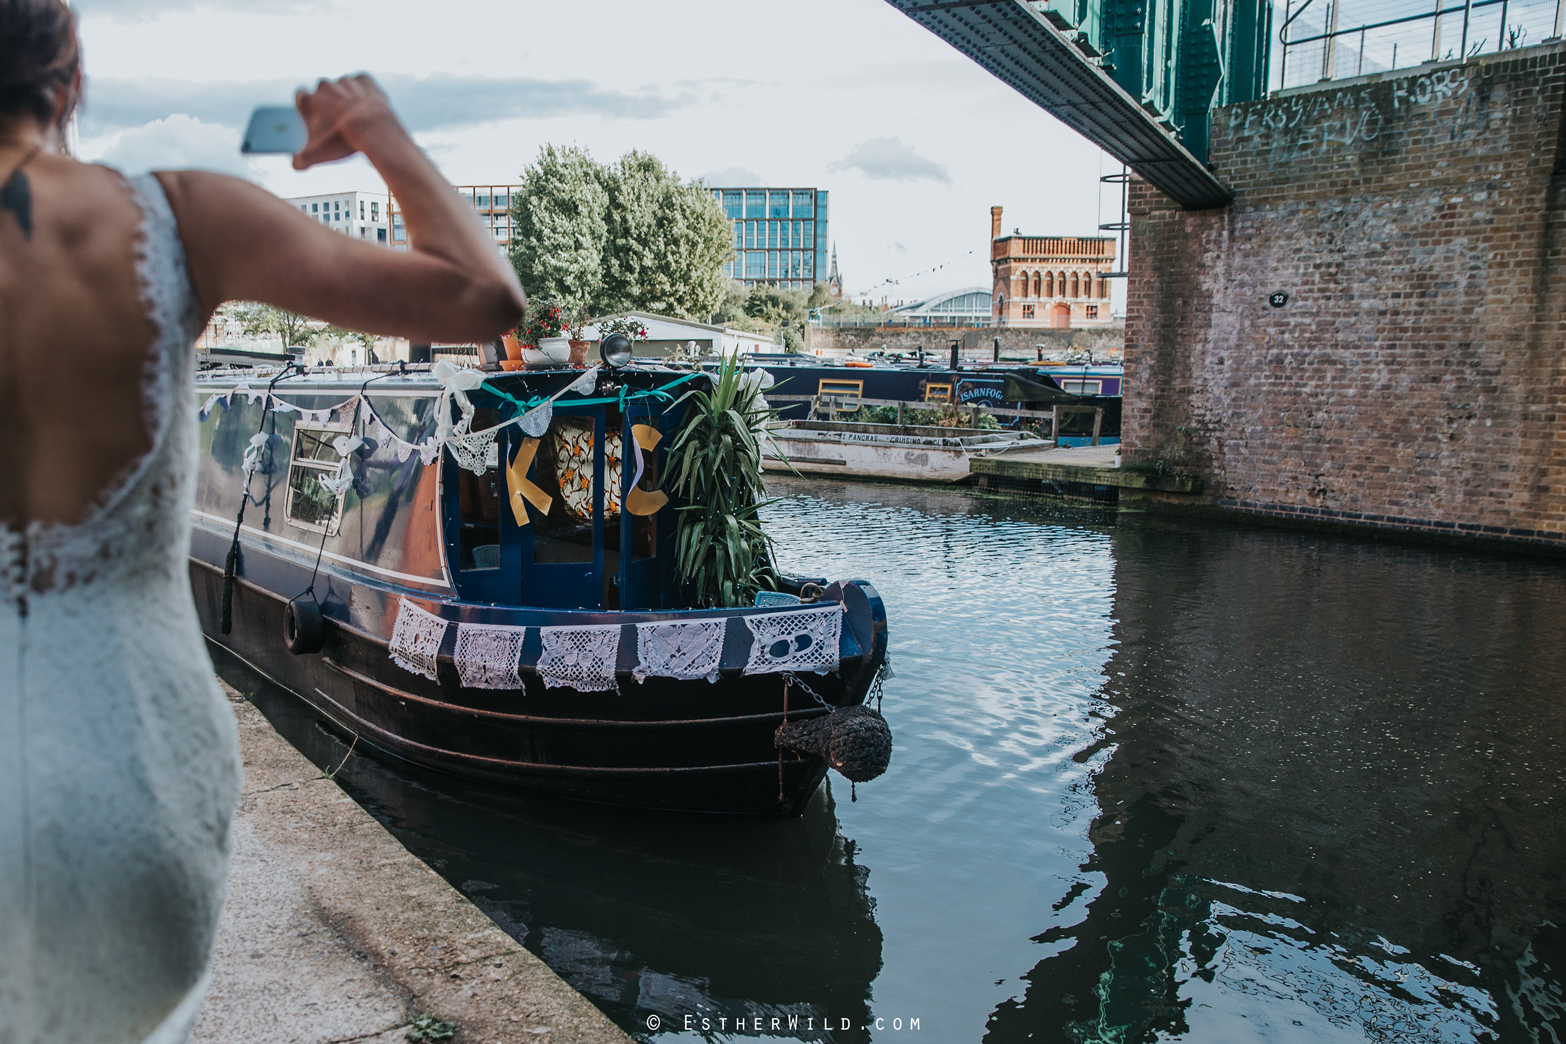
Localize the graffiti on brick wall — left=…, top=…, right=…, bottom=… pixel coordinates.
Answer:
left=1226, top=68, right=1476, bottom=159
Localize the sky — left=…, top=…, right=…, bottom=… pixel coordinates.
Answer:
left=73, top=0, right=1128, bottom=311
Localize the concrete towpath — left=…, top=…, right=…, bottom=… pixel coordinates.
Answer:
left=192, top=680, right=633, bottom=1044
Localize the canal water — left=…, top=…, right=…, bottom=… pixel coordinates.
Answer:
left=236, top=476, right=1566, bottom=1043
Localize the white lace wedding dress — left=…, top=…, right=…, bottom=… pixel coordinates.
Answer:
left=0, top=174, right=242, bottom=1043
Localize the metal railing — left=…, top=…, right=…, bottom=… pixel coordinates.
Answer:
left=1278, top=0, right=1560, bottom=89
left=810, top=316, right=994, bottom=329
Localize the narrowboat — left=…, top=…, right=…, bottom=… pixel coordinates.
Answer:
left=762, top=420, right=1048, bottom=482
left=188, top=361, right=889, bottom=816
left=750, top=356, right=1123, bottom=444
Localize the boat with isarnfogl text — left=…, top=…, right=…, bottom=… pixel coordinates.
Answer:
left=188, top=359, right=890, bottom=816
left=762, top=420, right=1050, bottom=483
left=747, top=355, right=1123, bottom=446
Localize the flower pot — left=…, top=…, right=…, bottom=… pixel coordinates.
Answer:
left=501, top=333, right=525, bottom=362
left=539, top=337, right=572, bottom=365
left=568, top=339, right=591, bottom=367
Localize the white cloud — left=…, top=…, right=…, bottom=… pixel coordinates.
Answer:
left=828, top=137, right=953, bottom=186
left=79, top=74, right=688, bottom=137
left=87, top=115, right=253, bottom=177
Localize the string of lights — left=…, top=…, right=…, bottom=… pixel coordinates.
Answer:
left=848, top=248, right=978, bottom=299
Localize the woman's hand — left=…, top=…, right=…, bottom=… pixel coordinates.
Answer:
left=158, top=67, right=523, bottom=342
left=292, top=75, right=399, bottom=171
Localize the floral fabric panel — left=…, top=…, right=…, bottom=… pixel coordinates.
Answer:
left=536, top=624, right=622, bottom=692
left=389, top=598, right=448, bottom=681
left=454, top=622, right=528, bottom=690
left=548, top=418, right=623, bottom=520
left=742, top=603, right=844, bottom=676
left=632, top=619, right=726, bottom=684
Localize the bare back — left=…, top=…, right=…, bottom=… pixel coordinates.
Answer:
left=0, top=154, right=159, bottom=528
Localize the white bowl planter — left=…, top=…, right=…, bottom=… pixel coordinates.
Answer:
left=539, top=337, right=572, bottom=364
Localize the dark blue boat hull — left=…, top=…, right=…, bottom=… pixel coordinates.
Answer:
left=190, top=541, right=886, bottom=816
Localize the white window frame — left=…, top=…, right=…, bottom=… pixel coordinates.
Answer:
left=284, top=422, right=352, bottom=535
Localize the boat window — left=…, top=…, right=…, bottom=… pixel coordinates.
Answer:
left=923, top=382, right=953, bottom=404
left=456, top=408, right=503, bottom=571
left=528, top=416, right=618, bottom=565
left=285, top=423, right=349, bottom=535
left=1060, top=380, right=1103, bottom=395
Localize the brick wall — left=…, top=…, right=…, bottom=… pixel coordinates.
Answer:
left=1127, top=44, right=1566, bottom=550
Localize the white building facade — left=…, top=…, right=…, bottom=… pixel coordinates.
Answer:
left=286, top=190, right=391, bottom=246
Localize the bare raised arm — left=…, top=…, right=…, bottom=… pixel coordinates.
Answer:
left=156, top=75, right=524, bottom=344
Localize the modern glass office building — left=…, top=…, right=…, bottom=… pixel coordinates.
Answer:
left=709, top=187, right=829, bottom=290
left=390, top=185, right=513, bottom=255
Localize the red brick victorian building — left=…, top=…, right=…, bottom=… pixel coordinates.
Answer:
left=990, top=206, right=1115, bottom=329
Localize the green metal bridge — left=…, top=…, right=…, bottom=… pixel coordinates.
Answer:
left=886, top=0, right=1273, bottom=208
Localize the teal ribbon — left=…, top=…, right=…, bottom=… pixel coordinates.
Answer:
left=479, top=371, right=701, bottom=418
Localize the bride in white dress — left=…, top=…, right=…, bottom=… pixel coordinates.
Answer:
left=0, top=3, right=525, bottom=1040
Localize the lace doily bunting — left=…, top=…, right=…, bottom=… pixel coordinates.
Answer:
left=389, top=598, right=448, bottom=681
left=537, top=624, right=622, bottom=692
left=455, top=623, right=527, bottom=690
left=742, top=603, right=843, bottom=675
left=633, top=619, right=725, bottom=684
left=447, top=429, right=498, bottom=475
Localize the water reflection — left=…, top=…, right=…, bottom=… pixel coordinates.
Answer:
left=984, top=518, right=1566, bottom=1043
left=220, top=654, right=882, bottom=1042
left=216, top=479, right=1566, bottom=1043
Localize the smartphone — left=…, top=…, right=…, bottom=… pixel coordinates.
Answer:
left=241, top=106, right=307, bottom=155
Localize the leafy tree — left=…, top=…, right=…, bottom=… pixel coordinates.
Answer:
left=508, top=146, right=730, bottom=324
left=743, top=285, right=808, bottom=325
left=710, top=280, right=751, bottom=327
left=604, top=152, right=731, bottom=320
left=236, top=303, right=318, bottom=349
left=321, top=326, right=379, bottom=363
left=806, top=282, right=835, bottom=309
left=509, top=145, right=611, bottom=324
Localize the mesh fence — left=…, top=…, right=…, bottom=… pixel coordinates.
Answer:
left=1277, top=0, right=1558, bottom=90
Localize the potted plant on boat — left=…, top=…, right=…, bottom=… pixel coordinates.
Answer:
left=563, top=301, right=593, bottom=367
left=512, top=300, right=566, bottom=369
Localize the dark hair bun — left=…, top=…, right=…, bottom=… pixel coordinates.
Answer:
left=0, top=0, right=79, bottom=126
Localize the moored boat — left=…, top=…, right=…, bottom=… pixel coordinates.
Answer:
left=189, top=361, right=889, bottom=816
left=762, top=419, right=1048, bottom=482
left=749, top=355, right=1124, bottom=445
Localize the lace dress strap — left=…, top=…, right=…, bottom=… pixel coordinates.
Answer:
left=124, top=172, right=204, bottom=465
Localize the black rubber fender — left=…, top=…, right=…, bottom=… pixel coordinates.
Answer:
left=284, top=594, right=325, bottom=655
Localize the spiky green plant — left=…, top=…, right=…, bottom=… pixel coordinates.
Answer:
left=668, top=356, right=780, bottom=607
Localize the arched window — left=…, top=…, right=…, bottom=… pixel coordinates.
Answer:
left=1032, top=272, right=1042, bottom=298
left=1057, top=271, right=1067, bottom=297
left=1044, top=272, right=1054, bottom=298
left=1070, top=272, right=1079, bottom=298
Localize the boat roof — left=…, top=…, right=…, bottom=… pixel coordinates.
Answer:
left=194, top=362, right=709, bottom=397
